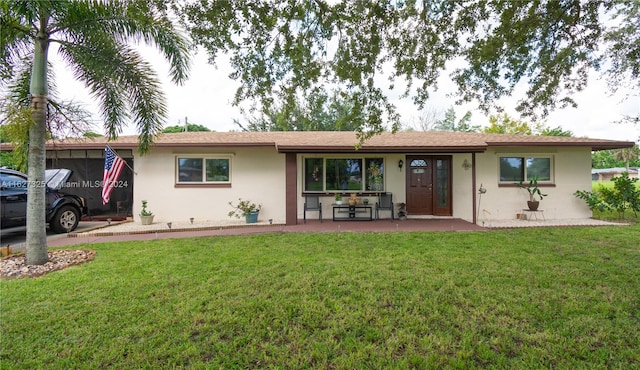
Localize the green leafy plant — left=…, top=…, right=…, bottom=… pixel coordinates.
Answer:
left=573, top=190, right=610, bottom=212
left=518, top=176, right=548, bottom=202
left=574, top=172, right=640, bottom=218
left=605, top=172, right=640, bottom=217
left=228, top=198, right=262, bottom=218
left=139, top=200, right=153, bottom=216
left=335, top=193, right=342, bottom=201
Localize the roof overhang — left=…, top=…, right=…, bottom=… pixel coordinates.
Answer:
left=485, top=140, right=635, bottom=151
left=275, top=145, right=488, bottom=153
left=1, top=132, right=633, bottom=153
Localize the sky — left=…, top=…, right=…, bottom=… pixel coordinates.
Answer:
left=53, top=46, right=640, bottom=143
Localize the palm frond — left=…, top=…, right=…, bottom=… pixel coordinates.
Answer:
left=0, top=1, right=34, bottom=82
left=59, top=35, right=167, bottom=153
left=54, top=0, right=190, bottom=84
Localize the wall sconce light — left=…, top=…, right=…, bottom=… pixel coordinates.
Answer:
left=398, top=159, right=404, bottom=171
left=462, top=159, right=471, bottom=171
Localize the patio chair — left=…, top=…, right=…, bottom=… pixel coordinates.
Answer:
left=304, top=195, right=322, bottom=223
left=375, top=193, right=394, bottom=220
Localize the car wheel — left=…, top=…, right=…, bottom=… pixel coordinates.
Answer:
left=51, top=205, right=79, bottom=233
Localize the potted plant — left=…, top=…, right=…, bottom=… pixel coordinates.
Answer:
left=518, top=176, right=547, bottom=211
left=228, top=198, right=262, bottom=224
left=139, top=200, right=154, bottom=225
left=335, top=193, right=343, bottom=205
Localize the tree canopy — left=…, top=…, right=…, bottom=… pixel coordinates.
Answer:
left=178, top=0, right=639, bottom=136
left=482, top=113, right=539, bottom=135
left=592, top=146, right=640, bottom=169
left=163, top=123, right=212, bottom=133
left=432, top=107, right=478, bottom=133
left=235, top=89, right=366, bottom=132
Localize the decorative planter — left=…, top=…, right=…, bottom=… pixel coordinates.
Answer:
left=527, top=201, right=540, bottom=211
left=140, top=215, right=154, bottom=225
left=335, top=200, right=343, bottom=205
left=245, top=211, right=259, bottom=224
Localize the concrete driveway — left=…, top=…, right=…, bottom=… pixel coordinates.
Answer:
left=0, top=222, right=108, bottom=252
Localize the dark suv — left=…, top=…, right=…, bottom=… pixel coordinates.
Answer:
left=0, top=168, right=87, bottom=233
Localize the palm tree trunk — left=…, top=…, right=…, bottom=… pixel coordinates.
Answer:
left=26, top=24, right=50, bottom=266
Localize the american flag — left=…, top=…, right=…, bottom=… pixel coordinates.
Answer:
left=102, top=147, right=125, bottom=205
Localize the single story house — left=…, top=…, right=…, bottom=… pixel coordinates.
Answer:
left=29, top=131, right=633, bottom=225
left=591, top=167, right=638, bottom=181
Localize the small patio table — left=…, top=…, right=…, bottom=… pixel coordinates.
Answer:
left=332, top=204, right=373, bottom=221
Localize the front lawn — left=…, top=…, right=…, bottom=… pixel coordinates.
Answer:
left=2, top=225, right=639, bottom=368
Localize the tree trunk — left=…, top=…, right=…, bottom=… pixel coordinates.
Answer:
left=26, top=22, right=50, bottom=266
left=26, top=95, right=48, bottom=265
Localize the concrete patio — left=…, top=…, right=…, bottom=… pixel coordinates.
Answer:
left=24, top=216, right=621, bottom=249
left=4, top=216, right=626, bottom=252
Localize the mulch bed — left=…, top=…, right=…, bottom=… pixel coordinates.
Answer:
left=1, top=249, right=96, bottom=279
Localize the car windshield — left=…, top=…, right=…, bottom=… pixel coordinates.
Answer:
left=45, top=169, right=72, bottom=190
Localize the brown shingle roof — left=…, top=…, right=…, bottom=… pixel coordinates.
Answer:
left=3, top=131, right=632, bottom=153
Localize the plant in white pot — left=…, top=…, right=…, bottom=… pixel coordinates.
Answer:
left=228, top=198, right=262, bottom=224
left=335, top=193, right=343, bottom=205
left=518, top=176, right=547, bottom=211
left=139, top=200, right=154, bottom=225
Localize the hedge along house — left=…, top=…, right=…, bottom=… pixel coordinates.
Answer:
left=29, top=131, right=633, bottom=226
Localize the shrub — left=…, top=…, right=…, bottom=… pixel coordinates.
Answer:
left=575, top=172, right=640, bottom=218
left=228, top=198, right=262, bottom=218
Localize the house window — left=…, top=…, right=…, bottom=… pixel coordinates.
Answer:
left=304, top=158, right=324, bottom=191
left=326, top=158, right=362, bottom=191
left=177, top=156, right=230, bottom=183
left=304, top=157, right=384, bottom=192
left=499, top=156, right=553, bottom=183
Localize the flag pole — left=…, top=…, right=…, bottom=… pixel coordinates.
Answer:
left=106, top=144, right=137, bottom=175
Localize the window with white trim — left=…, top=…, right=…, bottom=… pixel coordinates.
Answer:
left=304, top=157, right=385, bottom=192
left=499, top=156, right=553, bottom=183
left=176, top=156, right=230, bottom=183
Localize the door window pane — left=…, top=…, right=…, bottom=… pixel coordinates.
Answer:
left=436, top=159, right=449, bottom=208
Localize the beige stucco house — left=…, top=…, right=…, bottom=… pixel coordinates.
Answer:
left=30, top=131, right=633, bottom=226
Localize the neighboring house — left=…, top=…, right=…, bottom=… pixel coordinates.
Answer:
left=4, top=131, right=632, bottom=225
left=591, top=167, right=639, bottom=182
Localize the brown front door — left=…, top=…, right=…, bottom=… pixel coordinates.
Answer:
left=406, top=156, right=452, bottom=216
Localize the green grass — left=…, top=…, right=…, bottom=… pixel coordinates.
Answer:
left=590, top=180, right=640, bottom=220
left=2, top=226, right=639, bottom=368
left=592, top=180, right=640, bottom=191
